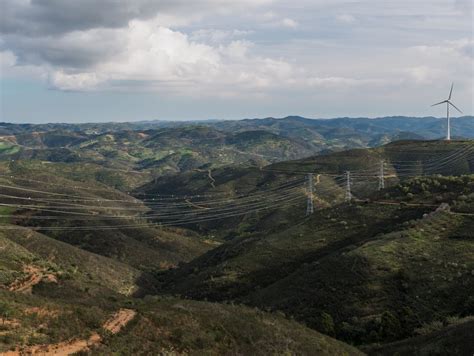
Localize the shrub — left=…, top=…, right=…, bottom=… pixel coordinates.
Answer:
left=379, top=311, right=402, bottom=340
left=315, top=312, right=335, bottom=336
left=0, top=301, right=14, bottom=323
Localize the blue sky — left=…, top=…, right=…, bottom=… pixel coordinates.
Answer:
left=0, top=0, right=472, bottom=123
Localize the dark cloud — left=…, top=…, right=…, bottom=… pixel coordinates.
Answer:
left=0, top=0, right=191, bottom=36
left=0, top=0, right=273, bottom=69
left=1, top=25, right=122, bottom=69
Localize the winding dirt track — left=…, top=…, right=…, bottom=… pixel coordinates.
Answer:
left=0, top=309, right=136, bottom=356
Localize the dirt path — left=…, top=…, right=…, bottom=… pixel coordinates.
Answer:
left=1, top=334, right=102, bottom=356
left=207, top=169, right=216, bottom=188
left=102, top=309, right=137, bottom=334
left=8, top=266, right=56, bottom=293
left=0, top=308, right=136, bottom=356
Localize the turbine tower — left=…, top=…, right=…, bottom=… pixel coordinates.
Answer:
left=431, top=83, right=463, bottom=141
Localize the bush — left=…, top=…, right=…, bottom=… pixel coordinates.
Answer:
left=379, top=311, right=402, bottom=340
left=315, top=312, right=335, bottom=336
left=0, top=301, right=14, bottom=323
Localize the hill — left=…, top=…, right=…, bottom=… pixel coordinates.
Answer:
left=368, top=317, right=474, bottom=356
left=0, top=229, right=362, bottom=355
left=1, top=132, right=473, bottom=354
left=0, top=160, right=212, bottom=272
left=136, top=140, right=474, bottom=238
left=94, top=297, right=363, bottom=355
left=155, top=173, right=474, bottom=347
left=2, top=117, right=473, bottom=183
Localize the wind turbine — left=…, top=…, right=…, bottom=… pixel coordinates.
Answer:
left=431, top=83, right=463, bottom=140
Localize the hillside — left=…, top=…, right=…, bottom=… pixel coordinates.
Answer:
left=0, top=229, right=361, bottom=355
left=137, top=140, right=474, bottom=238
left=368, top=317, right=474, bottom=355
left=1, top=134, right=473, bottom=354
left=2, top=117, right=473, bottom=184
left=0, top=160, right=212, bottom=272
left=0, top=125, right=315, bottom=182
left=155, top=173, right=474, bottom=347
left=94, top=298, right=363, bottom=355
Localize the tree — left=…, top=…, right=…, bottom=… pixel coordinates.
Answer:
left=0, top=301, right=14, bottom=324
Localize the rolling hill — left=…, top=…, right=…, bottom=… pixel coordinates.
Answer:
left=151, top=166, right=474, bottom=347
left=1, top=122, right=473, bottom=355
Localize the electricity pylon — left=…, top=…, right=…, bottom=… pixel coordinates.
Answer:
left=345, top=171, right=352, bottom=202
left=306, top=173, right=314, bottom=216
left=378, top=160, right=385, bottom=190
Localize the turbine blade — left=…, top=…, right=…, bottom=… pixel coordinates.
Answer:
left=448, top=82, right=454, bottom=100
left=448, top=101, right=463, bottom=114
left=431, top=100, right=447, bottom=106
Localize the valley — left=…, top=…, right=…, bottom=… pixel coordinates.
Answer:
left=0, top=118, right=473, bottom=355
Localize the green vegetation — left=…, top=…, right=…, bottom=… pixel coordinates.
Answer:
left=95, top=297, right=363, bottom=355
left=0, top=124, right=473, bottom=355
left=156, top=174, right=474, bottom=347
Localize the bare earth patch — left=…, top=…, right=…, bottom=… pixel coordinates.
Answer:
left=0, top=309, right=136, bottom=356
left=8, top=266, right=57, bottom=293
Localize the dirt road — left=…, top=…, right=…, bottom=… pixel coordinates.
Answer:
left=0, top=308, right=136, bottom=356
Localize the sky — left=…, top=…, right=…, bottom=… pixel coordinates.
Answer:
left=0, top=0, right=472, bottom=123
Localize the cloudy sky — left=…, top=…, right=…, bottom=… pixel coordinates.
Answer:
left=0, top=0, right=472, bottom=123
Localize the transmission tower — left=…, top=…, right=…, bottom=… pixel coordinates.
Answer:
left=345, top=171, right=352, bottom=202
left=306, top=173, right=314, bottom=216
left=378, top=160, right=385, bottom=190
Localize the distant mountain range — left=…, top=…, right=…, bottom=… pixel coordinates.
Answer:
left=2, top=115, right=474, bottom=139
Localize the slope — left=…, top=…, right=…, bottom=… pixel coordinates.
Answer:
left=137, top=140, right=474, bottom=239
left=94, top=297, right=364, bottom=355
left=156, top=174, right=474, bottom=347
left=0, top=160, right=212, bottom=272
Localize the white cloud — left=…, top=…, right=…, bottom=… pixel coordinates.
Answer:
left=280, top=18, right=299, bottom=28
left=5, top=19, right=298, bottom=95
left=262, top=11, right=277, bottom=20
left=405, top=66, right=436, bottom=84
left=0, top=50, right=16, bottom=68
left=190, top=29, right=252, bottom=44
left=306, top=76, right=381, bottom=87
left=1, top=0, right=472, bottom=118
left=336, top=14, right=356, bottom=24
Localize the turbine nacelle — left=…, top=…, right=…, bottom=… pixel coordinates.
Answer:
left=431, top=100, right=463, bottom=114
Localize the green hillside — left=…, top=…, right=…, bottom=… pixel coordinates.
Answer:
left=368, top=317, right=474, bottom=355
left=0, top=230, right=361, bottom=355
left=0, top=160, right=212, bottom=272
left=156, top=174, right=474, bottom=346
left=95, top=298, right=363, bottom=355
left=137, top=140, right=474, bottom=239
left=1, top=134, right=473, bottom=354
